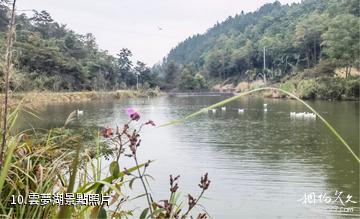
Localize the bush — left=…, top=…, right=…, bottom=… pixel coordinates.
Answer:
left=297, top=79, right=317, bottom=99
left=313, top=59, right=336, bottom=76
left=279, top=81, right=296, bottom=93
left=344, top=78, right=360, bottom=98
left=146, top=86, right=162, bottom=96
left=316, top=77, right=345, bottom=100
left=299, top=60, right=336, bottom=80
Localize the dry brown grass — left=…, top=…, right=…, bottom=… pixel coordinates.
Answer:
left=0, top=89, right=162, bottom=108
left=335, top=67, right=360, bottom=78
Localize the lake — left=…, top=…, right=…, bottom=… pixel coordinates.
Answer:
left=16, top=95, right=359, bottom=218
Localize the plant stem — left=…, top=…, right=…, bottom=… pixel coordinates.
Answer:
left=134, top=155, right=153, bottom=216
left=0, top=0, right=16, bottom=167
left=182, top=189, right=205, bottom=219
left=116, top=134, right=123, bottom=162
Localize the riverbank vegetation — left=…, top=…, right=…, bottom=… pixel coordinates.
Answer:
left=0, top=88, right=162, bottom=108
left=156, top=0, right=359, bottom=100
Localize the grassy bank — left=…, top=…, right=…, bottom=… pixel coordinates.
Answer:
left=268, top=73, right=360, bottom=100
left=211, top=67, right=360, bottom=101
left=0, top=88, right=162, bottom=108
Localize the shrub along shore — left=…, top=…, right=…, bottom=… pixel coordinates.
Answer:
left=213, top=74, right=360, bottom=101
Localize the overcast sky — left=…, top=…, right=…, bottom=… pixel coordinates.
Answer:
left=17, top=0, right=300, bottom=65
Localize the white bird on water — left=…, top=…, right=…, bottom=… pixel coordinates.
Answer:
left=210, top=109, right=217, bottom=113
left=221, top=106, right=226, bottom=111
left=76, top=109, right=84, bottom=116
left=238, top=109, right=244, bottom=113
left=304, top=112, right=316, bottom=119
left=264, top=108, right=268, bottom=112
left=263, top=103, right=268, bottom=108
left=296, top=112, right=304, bottom=118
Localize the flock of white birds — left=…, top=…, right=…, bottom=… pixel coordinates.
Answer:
left=290, top=111, right=316, bottom=119
left=208, top=103, right=316, bottom=120
left=77, top=104, right=317, bottom=120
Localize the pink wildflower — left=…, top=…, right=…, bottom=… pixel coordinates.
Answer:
left=126, top=108, right=140, bottom=121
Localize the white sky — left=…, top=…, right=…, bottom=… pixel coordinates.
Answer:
left=17, top=0, right=300, bottom=65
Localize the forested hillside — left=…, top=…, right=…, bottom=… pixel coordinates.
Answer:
left=0, top=0, right=359, bottom=99
left=0, top=5, right=158, bottom=91
left=160, top=0, right=359, bottom=97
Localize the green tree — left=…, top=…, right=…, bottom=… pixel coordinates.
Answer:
left=322, top=14, right=360, bottom=77
left=204, top=49, right=231, bottom=79
left=0, top=0, right=8, bottom=31
left=293, top=12, right=329, bottom=67
left=194, top=73, right=206, bottom=89
left=117, top=48, right=134, bottom=87
left=164, top=61, right=179, bottom=88
left=134, top=61, right=156, bottom=88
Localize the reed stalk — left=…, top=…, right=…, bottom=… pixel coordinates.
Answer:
left=0, top=0, right=16, bottom=167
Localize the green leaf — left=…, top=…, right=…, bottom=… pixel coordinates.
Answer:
left=97, top=207, right=107, bottom=219
left=78, top=163, right=148, bottom=193
left=57, top=143, right=82, bottom=219
left=139, top=208, right=149, bottom=219
left=95, top=184, right=104, bottom=194
left=0, top=138, right=18, bottom=192
left=109, top=161, right=119, bottom=178
left=129, top=177, right=138, bottom=190
left=147, top=208, right=165, bottom=218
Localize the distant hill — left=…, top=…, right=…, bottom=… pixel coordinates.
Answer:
left=159, top=0, right=359, bottom=91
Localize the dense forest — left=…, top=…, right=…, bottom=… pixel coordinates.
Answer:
left=159, top=0, right=359, bottom=99
left=0, top=2, right=158, bottom=91
left=0, top=0, right=359, bottom=99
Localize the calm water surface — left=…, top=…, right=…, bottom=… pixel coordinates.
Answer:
left=17, top=95, right=359, bottom=218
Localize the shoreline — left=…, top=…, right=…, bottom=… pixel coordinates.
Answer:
left=167, top=89, right=359, bottom=101
left=236, top=89, right=359, bottom=101
left=1, top=87, right=357, bottom=110
left=0, top=89, right=163, bottom=108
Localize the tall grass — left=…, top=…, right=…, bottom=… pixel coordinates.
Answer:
left=0, top=0, right=16, bottom=167
left=0, top=112, right=148, bottom=218
left=0, top=104, right=211, bottom=218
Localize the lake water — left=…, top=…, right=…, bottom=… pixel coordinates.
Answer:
left=17, top=95, right=359, bottom=218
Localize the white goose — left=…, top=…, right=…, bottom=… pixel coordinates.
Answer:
left=295, top=112, right=304, bottom=118
left=76, top=109, right=84, bottom=116
left=307, top=112, right=316, bottom=119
